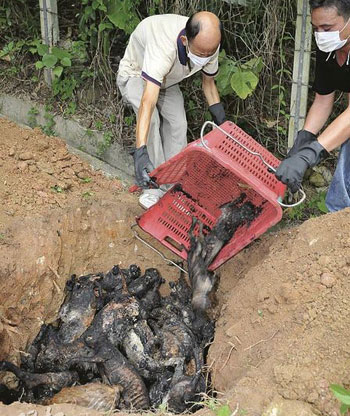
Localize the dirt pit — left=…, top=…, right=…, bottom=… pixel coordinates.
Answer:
left=0, top=116, right=349, bottom=416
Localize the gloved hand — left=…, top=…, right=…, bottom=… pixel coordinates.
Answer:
left=132, top=145, right=155, bottom=188
left=209, top=102, right=226, bottom=125
left=275, top=140, right=327, bottom=193
left=287, top=130, right=317, bottom=158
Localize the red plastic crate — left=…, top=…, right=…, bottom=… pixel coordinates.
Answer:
left=136, top=121, right=286, bottom=270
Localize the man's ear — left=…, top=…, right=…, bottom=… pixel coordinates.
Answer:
left=180, top=35, right=187, bottom=46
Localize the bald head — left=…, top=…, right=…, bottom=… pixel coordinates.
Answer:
left=182, top=11, right=222, bottom=57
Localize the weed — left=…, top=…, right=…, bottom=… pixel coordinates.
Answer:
left=81, top=177, right=92, bottom=183
left=124, top=114, right=135, bottom=126
left=216, top=51, right=263, bottom=100
left=40, top=105, right=56, bottom=136
left=51, top=185, right=64, bottom=193
left=82, top=191, right=94, bottom=198
left=97, top=130, right=113, bottom=155
left=85, top=129, right=93, bottom=138
left=330, top=384, right=350, bottom=414
left=201, top=395, right=232, bottom=416
left=63, top=101, right=77, bottom=116
left=27, top=106, right=39, bottom=128
left=286, top=190, right=328, bottom=222
left=95, top=120, right=103, bottom=131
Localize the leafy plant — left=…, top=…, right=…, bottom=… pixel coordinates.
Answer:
left=41, top=105, right=56, bottom=136
left=330, top=384, right=350, bottom=415
left=97, top=130, right=113, bottom=155
left=286, top=190, right=328, bottom=222
left=82, top=190, right=94, bottom=198
left=216, top=50, right=263, bottom=99
left=51, top=185, right=64, bottom=193
left=106, top=0, right=141, bottom=34
left=31, top=42, right=72, bottom=78
left=201, top=396, right=232, bottom=416
left=27, top=106, right=39, bottom=128
left=81, top=177, right=92, bottom=183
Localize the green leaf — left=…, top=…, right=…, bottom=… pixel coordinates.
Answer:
left=92, top=0, right=100, bottom=9
left=330, top=384, right=350, bottom=406
left=42, top=53, right=58, bottom=68
left=243, top=56, right=263, bottom=73
left=107, top=0, right=140, bottom=34
left=51, top=46, right=71, bottom=60
left=340, top=403, right=350, bottom=414
left=230, top=69, right=259, bottom=99
left=35, top=60, right=44, bottom=69
left=37, top=43, right=49, bottom=56
left=215, top=404, right=231, bottom=416
left=53, top=66, right=63, bottom=77
left=99, top=22, right=113, bottom=32
left=60, top=57, right=71, bottom=67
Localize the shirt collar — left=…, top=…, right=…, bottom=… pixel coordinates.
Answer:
left=177, top=28, right=188, bottom=66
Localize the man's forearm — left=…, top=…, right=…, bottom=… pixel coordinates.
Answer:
left=318, top=105, right=350, bottom=152
left=304, top=92, right=335, bottom=134
left=202, top=76, right=220, bottom=106
left=136, top=99, right=156, bottom=148
left=136, top=81, right=160, bottom=148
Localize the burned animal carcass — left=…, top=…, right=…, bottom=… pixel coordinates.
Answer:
left=187, top=193, right=262, bottom=311
left=0, top=193, right=261, bottom=413
left=0, top=265, right=214, bottom=413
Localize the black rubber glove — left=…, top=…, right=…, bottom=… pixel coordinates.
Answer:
left=275, top=141, right=327, bottom=193
left=209, top=102, right=226, bottom=125
left=287, top=130, right=317, bottom=158
left=132, top=145, right=155, bottom=188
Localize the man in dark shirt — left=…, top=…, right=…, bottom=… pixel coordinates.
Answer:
left=276, top=0, right=350, bottom=212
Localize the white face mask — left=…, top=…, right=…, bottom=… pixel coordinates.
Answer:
left=314, top=18, right=350, bottom=52
left=187, top=48, right=213, bottom=67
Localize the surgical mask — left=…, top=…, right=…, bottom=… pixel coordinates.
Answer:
left=187, top=49, right=213, bottom=67
left=314, top=18, right=350, bottom=52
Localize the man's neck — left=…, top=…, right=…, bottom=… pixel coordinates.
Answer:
left=336, top=43, right=350, bottom=66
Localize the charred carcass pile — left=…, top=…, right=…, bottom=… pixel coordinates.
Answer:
left=0, top=193, right=261, bottom=413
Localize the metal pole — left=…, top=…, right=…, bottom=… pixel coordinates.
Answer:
left=287, top=0, right=312, bottom=149
left=39, top=0, right=59, bottom=87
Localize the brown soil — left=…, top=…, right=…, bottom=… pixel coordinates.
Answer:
left=0, top=116, right=349, bottom=416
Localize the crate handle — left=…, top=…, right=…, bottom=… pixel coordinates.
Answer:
left=131, top=224, right=188, bottom=274
left=200, top=121, right=306, bottom=208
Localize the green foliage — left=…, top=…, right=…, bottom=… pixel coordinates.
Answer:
left=216, top=50, right=263, bottom=99
left=81, top=177, right=92, bottom=183
left=330, top=384, right=350, bottom=414
left=82, top=190, right=94, bottom=198
left=124, top=114, right=135, bottom=126
left=202, top=396, right=232, bottom=416
left=106, top=0, right=141, bottom=34
left=51, top=185, right=64, bottom=193
left=97, top=130, right=113, bottom=155
left=41, top=105, right=56, bottom=136
left=287, top=190, right=328, bottom=222
left=27, top=106, right=39, bottom=128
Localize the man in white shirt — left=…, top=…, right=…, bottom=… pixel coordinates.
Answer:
left=117, top=11, right=225, bottom=208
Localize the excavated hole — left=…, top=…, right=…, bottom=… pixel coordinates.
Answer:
left=0, top=202, right=219, bottom=415
left=0, top=264, right=216, bottom=413
left=0, top=192, right=261, bottom=414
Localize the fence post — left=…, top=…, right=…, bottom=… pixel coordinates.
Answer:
left=288, top=0, right=312, bottom=149
left=39, top=0, right=59, bottom=87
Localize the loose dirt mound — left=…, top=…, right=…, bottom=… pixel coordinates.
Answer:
left=210, top=210, right=350, bottom=415
left=0, top=116, right=349, bottom=416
